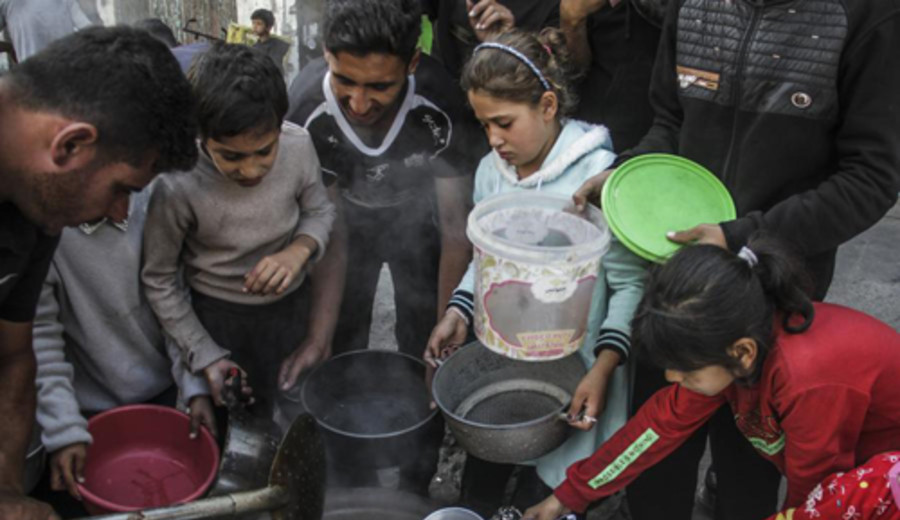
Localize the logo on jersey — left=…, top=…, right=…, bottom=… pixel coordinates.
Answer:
left=366, top=163, right=390, bottom=182
left=422, top=114, right=447, bottom=147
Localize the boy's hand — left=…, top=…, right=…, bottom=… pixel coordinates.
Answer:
left=423, top=310, right=468, bottom=368
left=49, top=443, right=87, bottom=500
left=244, top=237, right=317, bottom=295
left=278, top=339, right=331, bottom=392
left=523, top=494, right=570, bottom=520
left=467, top=0, right=515, bottom=41
left=187, top=395, right=217, bottom=439
left=565, top=350, right=620, bottom=431
left=203, top=358, right=253, bottom=406
left=572, top=168, right=614, bottom=213
left=0, top=493, right=59, bottom=520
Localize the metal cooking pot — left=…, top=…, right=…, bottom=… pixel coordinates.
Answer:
left=432, top=342, right=586, bottom=464
left=323, top=487, right=438, bottom=519
left=301, top=350, right=442, bottom=469
left=425, top=507, right=484, bottom=519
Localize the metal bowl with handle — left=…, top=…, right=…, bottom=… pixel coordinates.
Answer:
left=431, top=342, right=586, bottom=464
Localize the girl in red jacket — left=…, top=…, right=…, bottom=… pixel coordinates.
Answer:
left=524, top=238, right=900, bottom=520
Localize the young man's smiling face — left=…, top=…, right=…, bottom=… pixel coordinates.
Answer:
left=204, top=128, right=280, bottom=187
left=324, top=50, right=417, bottom=128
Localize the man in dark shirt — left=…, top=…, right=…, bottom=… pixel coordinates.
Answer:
left=0, top=27, right=196, bottom=519
left=252, top=8, right=290, bottom=74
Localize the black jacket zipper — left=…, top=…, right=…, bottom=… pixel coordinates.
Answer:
left=721, top=1, right=763, bottom=185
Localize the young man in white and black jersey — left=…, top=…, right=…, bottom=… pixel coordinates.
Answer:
left=287, top=0, right=482, bottom=364
left=286, top=0, right=482, bottom=494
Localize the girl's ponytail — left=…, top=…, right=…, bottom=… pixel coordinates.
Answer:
left=745, top=236, right=814, bottom=333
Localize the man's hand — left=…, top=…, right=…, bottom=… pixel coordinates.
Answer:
left=466, top=0, right=515, bottom=41
left=203, top=358, right=253, bottom=406
left=423, top=311, right=468, bottom=368
left=666, top=223, right=727, bottom=249
left=187, top=395, right=217, bottom=439
left=49, top=443, right=86, bottom=500
left=523, top=494, right=570, bottom=520
left=278, top=339, right=331, bottom=392
left=565, top=349, right=620, bottom=431
left=560, top=0, right=614, bottom=26
left=572, top=168, right=614, bottom=213
left=244, top=237, right=316, bottom=295
left=0, top=492, right=58, bottom=520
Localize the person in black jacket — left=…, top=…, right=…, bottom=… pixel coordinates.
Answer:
left=570, top=0, right=900, bottom=518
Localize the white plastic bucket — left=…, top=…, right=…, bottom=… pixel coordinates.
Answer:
left=467, top=192, right=611, bottom=361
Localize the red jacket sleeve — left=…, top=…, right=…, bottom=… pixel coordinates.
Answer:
left=554, top=384, right=725, bottom=512
left=778, top=385, right=871, bottom=507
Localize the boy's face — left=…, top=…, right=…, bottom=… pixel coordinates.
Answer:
left=204, top=128, right=280, bottom=187
left=325, top=50, right=417, bottom=127
left=251, top=19, right=270, bottom=37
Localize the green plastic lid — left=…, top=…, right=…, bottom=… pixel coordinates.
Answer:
left=601, top=154, right=736, bottom=263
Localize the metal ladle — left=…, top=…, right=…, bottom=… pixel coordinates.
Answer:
left=74, top=413, right=326, bottom=520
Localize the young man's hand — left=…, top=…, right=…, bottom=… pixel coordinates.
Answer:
left=572, top=168, right=614, bottom=213
left=203, top=358, right=253, bottom=406
left=278, top=338, right=331, bottom=392
left=565, top=349, right=620, bottom=431
left=0, top=492, right=59, bottom=520
left=244, top=236, right=317, bottom=295
left=49, top=443, right=87, bottom=500
left=187, top=395, right=217, bottom=439
left=467, top=0, right=515, bottom=41
left=423, top=310, right=468, bottom=368
left=523, top=494, right=571, bottom=520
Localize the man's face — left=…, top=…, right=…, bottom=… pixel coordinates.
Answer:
left=325, top=50, right=413, bottom=127
left=204, top=128, right=280, bottom=188
left=18, top=155, right=157, bottom=235
left=251, top=19, right=269, bottom=37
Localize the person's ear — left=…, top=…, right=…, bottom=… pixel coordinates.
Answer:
left=407, top=50, right=421, bottom=76
left=539, top=91, right=558, bottom=121
left=727, top=337, right=758, bottom=373
left=50, top=123, right=98, bottom=169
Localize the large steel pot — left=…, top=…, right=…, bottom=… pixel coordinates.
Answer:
left=323, top=487, right=438, bottom=519
left=301, top=350, right=442, bottom=469
left=432, top=342, right=586, bottom=464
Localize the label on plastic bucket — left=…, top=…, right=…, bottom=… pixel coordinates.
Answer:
left=473, top=246, right=600, bottom=360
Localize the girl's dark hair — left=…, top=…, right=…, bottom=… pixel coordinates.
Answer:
left=187, top=43, right=288, bottom=141
left=460, top=28, right=579, bottom=117
left=633, top=236, right=815, bottom=382
left=324, top=0, right=422, bottom=64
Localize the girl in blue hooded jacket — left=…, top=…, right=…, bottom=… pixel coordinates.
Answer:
left=423, top=28, right=648, bottom=516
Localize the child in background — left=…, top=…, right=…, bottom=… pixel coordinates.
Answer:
left=142, top=43, right=336, bottom=411
left=524, top=238, right=900, bottom=520
left=424, top=28, right=648, bottom=516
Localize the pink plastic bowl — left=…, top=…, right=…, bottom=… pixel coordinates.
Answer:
left=77, top=404, right=219, bottom=515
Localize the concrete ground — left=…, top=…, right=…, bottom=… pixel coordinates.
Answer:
left=370, top=202, right=900, bottom=519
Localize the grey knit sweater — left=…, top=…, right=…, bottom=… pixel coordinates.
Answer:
left=142, top=122, right=336, bottom=372
left=33, top=187, right=208, bottom=453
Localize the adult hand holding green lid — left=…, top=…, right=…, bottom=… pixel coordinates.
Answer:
left=572, top=168, right=614, bottom=213
left=600, top=154, right=736, bottom=263
left=666, top=223, right=727, bottom=249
